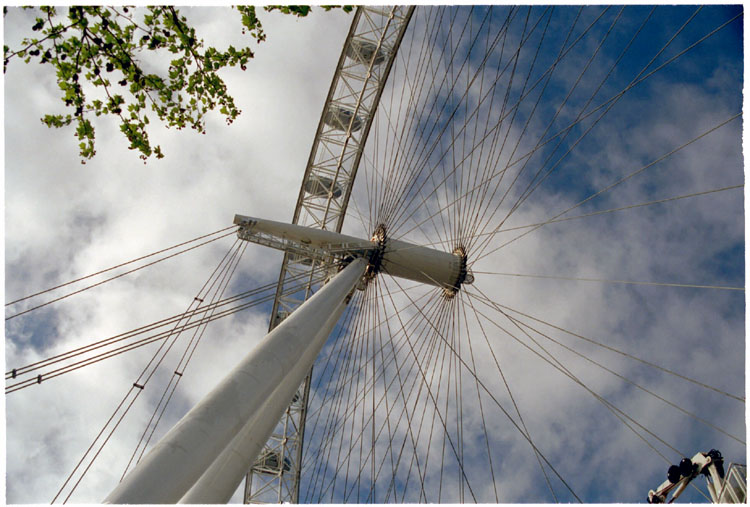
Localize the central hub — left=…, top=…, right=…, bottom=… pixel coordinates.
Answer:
left=443, top=245, right=474, bottom=298
left=361, top=223, right=475, bottom=297
left=364, top=223, right=387, bottom=282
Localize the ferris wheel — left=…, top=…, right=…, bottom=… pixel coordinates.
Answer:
left=5, top=5, right=745, bottom=504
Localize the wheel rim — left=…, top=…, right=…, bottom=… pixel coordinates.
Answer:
left=297, top=5, right=744, bottom=503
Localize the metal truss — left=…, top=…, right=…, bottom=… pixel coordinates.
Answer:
left=719, top=464, right=747, bottom=503
left=243, top=6, right=414, bottom=503
left=234, top=215, right=375, bottom=264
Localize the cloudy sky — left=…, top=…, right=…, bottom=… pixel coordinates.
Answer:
left=4, top=5, right=745, bottom=504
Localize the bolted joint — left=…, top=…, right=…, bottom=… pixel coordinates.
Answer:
left=364, top=224, right=387, bottom=283
left=443, top=245, right=474, bottom=298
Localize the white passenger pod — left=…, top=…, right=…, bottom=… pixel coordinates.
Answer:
left=304, top=175, right=343, bottom=199
left=346, top=38, right=387, bottom=65
left=323, top=104, right=363, bottom=132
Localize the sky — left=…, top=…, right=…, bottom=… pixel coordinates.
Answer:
left=3, top=4, right=746, bottom=505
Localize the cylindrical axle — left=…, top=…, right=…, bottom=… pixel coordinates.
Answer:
left=234, top=214, right=471, bottom=292
left=379, top=237, right=463, bottom=290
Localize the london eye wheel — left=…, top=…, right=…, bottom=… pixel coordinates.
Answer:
left=5, top=5, right=744, bottom=504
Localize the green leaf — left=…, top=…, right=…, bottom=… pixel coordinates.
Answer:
left=6, top=5, right=349, bottom=163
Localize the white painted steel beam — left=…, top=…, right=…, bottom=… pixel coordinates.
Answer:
left=104, top=259, right=367, bottom=504
left=380, top=238, right=463, bottom=289
left=234, top=214, right=373, bottom=253
left=179, top=288, right=350, bottom=504
left=235, top=214, right=467, bottom=291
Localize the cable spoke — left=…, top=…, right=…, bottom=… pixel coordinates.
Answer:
left=473, top=271, right=744, bottom=292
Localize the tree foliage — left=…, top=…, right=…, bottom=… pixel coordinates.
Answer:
left=4, top=5, right=352, bottom=163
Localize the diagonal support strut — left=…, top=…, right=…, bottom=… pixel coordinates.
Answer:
left=104, top=259, right=367, bottom=504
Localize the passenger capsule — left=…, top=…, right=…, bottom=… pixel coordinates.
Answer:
left=304, top=175, right=343, bottom=199
left=255, top=450, right=291, bottom=474
left=346, top=38, right=387, bottom=66
left=324, top=105, right=363, bottom=132
left=288, top=253, right=315, bottom=266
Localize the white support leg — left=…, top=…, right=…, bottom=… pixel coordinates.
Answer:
left=104, top=259, right=367, bottom=504
left=178, top=290, right=350, bottom=503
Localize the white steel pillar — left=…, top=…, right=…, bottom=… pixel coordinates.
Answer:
left=104, top=259, right=367, bottom=504
left=178, top=277, right=354, bottom=504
